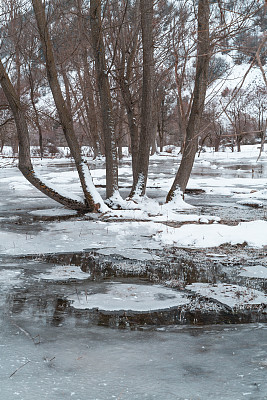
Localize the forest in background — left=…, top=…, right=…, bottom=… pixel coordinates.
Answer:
left=0, top=0, right=266, bottom=211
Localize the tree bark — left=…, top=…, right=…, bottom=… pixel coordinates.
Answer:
left=32, top=0, right=100, bottom=212
left=76, top=0, right=103, bottom=158
left=28, top=68, right=43, bottom=158
left=166, top=0, right=210, bottom=201
left=129, top=0, right=154, bottom=197
left=115, top=0, right=140, bottom=184
left=90, top=0, right=119, bottom=199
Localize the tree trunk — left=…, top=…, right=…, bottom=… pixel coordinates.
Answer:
left=28, top=68, right=44, bottom=158
left=82, top=52, right=103, bottom=157
left=76, top=0, right=102, bottom=158
left=0, top=60, right=88, bottom=211
left=166, top=0, right=210, bottom=201
left=129, top=0, right=154, bottom=197
left=90, top=0, right=119, bottom=199
left=32, top=0, right=101, bottom=212
left=119, top=79, right=139, bottom=182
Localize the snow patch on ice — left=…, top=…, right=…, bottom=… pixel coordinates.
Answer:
left=0, top=269, right=23, bottom=288
left=155, top=220, right=267, bottom=248
left=69, top=283, right=190, bottom=311
left=236, top=199, right=264, bottom=208
left=186, top=283, right=267, bottom=308
left=29, top=208, right=78, bottom=217
left=39, top=265, right=90, bottom=281
left=239, top=265, right=267, bottom=279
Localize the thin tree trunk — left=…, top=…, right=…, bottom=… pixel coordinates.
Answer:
left=129, top=0, right=154, bottom=197
left=0, top=60, right=88, bottom=211
left=166, top=0, right=210, bottom=201
left=119, top=79, right=139, bottom=181
left=76, top=0, right=103, bottom=157
left=82, top=52, right=103, bottom=156
left=32, top=0, right=101, bottom=212
left=116, top=0, right=140, bottom=184
left=28, top=68, right=43, bottom=158
left=90, top=0, right=119, bottom=199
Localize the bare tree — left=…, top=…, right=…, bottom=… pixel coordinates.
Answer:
left=0, top=59, right=89, bottom=210
left=129, top=0, right=154, bottom=197
left=167, top=0, right=210, bottom=201
left=32, top=0, right=102, bottom=211
left=90, top=0, right=119, bottom=200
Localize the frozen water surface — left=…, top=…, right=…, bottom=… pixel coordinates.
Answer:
left=1, top=148, right=267, bottom=399
left=1, top=313, right=267, bottom=399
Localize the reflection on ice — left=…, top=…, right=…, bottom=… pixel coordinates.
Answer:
left=1, top=318, right=267, bottom=400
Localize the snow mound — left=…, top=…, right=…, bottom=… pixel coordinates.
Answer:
left=154, top=220, right=267, bottom=248
left=162, top=191, right=195, bottom=211
left=236, top=199, right=263, bottom=208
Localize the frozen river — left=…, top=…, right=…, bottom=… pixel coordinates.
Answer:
left=1, top=310, right=267, bottom=399
left=1, top=149, right=267, bottom=399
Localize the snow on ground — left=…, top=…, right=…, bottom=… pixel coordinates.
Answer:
left=0, top=219, right=162, bottom=259
left=186, top=283, right=267, bottom=308
left=68, top=283, right=190, bottom=311
left=154, top=220, right=267, bottom=248
left=1, top=144, right=267, bottom=258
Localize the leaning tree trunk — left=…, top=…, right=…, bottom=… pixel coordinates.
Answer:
left=166, top=0, right=210, bottom=201
left=90, top=0, right=119, bottom=199
left=32, top=0, right=101, bottom=212
left=0, top=60, right=89, bottom=211
left=129, top=0, right=154, bottom=197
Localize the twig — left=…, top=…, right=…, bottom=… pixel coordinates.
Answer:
left=10, top=321, right=41, bottom=344
left=9, top=360, right=31, bottom=378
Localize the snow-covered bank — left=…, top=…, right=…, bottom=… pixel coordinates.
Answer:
left=1, top=145, right=267, bottom=258
left=155, top=220, right=267, bottom=248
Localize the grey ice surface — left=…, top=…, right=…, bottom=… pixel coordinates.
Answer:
left=1, top=155, right=267, bottom=399
left=1, top=312, right=267, bottom=400
left=0, top=255, right=266, bottom=400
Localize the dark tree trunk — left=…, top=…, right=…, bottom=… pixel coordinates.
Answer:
left=28, top=69, right=43, bottom=158
left=76, top=0, right=102, bottom=158
left=119, top=79, right=139, bottom=182
left=32, top=0, right=100, bottom=212
left=90, top=0, right=119, bottom=199
left=129, top=0, right=154, bottom=197
left=166, top=0, right=210, bottom=201
left=115, top=0, right=140, bottom=184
